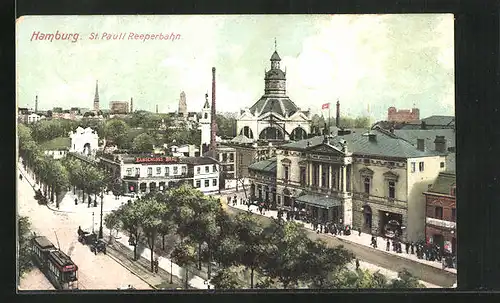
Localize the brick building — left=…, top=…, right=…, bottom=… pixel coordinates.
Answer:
left=387, top=107, right=420, bottom=123
left=109, top=101, right=129, bottom=114
left=423, top=171, right=456, bottom=255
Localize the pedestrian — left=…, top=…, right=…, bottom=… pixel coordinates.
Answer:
left=320, top=224, right=323, bottom=233
left=405, top=242, right=409, bottom=254
left=74, top=198, right=78, bottom=205
left=355, top=258, right=360, bottom=270
left=358, top=227, right=362, bottom=236
left=233, top=195, right=237, bottom=205
left=410, top=242, right=415, bottom=254
left=386, top=239, right=390, bottom=251
left=88, top=200, right=91, bottom=208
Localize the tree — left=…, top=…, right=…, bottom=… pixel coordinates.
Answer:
left=50, top=161, right=70, bottom=207
left=104, top=212, right=120, bottom=240
left=171, top=241, right=197, bottom=289
left=233, top=212, right=267, bottom=288
left=302, top=240, right=355, bottom=288
left=210, top=267, right=242, bottom=289
left=261, top=221, right=310, bottom=289
left=18, top=216, right=33, bottom=277
left=389, top=269, right=426, bottom=289
left=354, top=116, right=371, bottom=128
left=136, top=198, right=168, bottom=272
left=105, top=119, right=130, bottom=148
left=132, top=133, right=155, bottom=152
left=115, top=201, right=143, bottom=260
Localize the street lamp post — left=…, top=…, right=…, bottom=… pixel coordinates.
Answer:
left=170, top=258, right=173, bottom=284
left=98, top=192, right=104, bottom=239
left=92, top=212, right=95, bottom=233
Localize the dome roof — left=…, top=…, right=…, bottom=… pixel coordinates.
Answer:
left=265, top=68, right=286, bottom=80
left=270, top=51, right=281, bottom=61
left=249, top=97, right=299, bottom=117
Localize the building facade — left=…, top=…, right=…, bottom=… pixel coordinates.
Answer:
left=109, top=101, right=129, bottom=114
left=236, top=48, right=312, bottom=142
left=69, top=127, right=99, bottom=156
left=423, top=171, right=456, bottom=255
left=119, top=155, right=219, bottom=194
left=387, top=107, right=420, bottom=123
left=247, top=127, right=448, bottom=242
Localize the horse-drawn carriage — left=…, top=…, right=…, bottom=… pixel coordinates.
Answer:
left=77, top=227, right=107, bottom=255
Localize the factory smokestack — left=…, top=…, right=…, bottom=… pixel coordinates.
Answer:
left=336, top=99, right=340, bottom=128
left=130, top=97, right=133, bottom=112
left=35, top=95, right=38, bottom=113
left=210, top=67, right=217, bottom=151
left=156, top=104, right=158, bottom=114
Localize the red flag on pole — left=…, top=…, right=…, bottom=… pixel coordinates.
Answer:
left=322, top=103, right=330, bottom=110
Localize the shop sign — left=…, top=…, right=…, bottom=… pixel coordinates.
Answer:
left=135, top=156, right=179, bottom=164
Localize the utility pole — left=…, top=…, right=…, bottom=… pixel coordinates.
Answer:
left=98, top=192, right=104, bottom=239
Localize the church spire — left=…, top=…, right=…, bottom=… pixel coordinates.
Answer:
left=93, top=80, right=100, bottom=111
left=274, top=37, right=277, bottom=51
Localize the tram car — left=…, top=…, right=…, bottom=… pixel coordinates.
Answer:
left=31, top=235, right=79, bottom=290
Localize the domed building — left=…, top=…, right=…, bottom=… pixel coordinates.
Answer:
left=236, top=47, right=312, bottom=142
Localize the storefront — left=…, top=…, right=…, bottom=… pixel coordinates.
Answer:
left=294, top=194, right=342, bottom=224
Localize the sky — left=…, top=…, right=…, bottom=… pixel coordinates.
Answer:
left=16, top=14, right=454, bottom=121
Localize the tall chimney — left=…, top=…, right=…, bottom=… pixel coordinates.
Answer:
left=210, top=67, right=217, bottom=151
left=336, top=99, right=340, bottom=128
left=35, top=95, right=38, bottom=113
left=130, top=98, right=133, bottom=112
left=156, top=104, right=158, bottom=114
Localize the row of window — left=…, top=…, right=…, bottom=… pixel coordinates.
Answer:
left=364, top=177, right=396, bottom=199
left=220, top=153, right=235, bottom=162
left=410, top=161, right=425, bottom=173
left=434, top=206, right=456, bottom=222
left=126, top=165, right=217, bottom=177
left=194, top=178, right=218, bottom=188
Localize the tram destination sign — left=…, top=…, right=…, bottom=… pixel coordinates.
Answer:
left=135, top=156, right=180, bottom=164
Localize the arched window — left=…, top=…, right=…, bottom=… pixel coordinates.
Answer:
left=204, top=113, right=208, bottom=119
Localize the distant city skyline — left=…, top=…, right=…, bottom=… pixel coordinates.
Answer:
left=16, top=14, right=454, bottom=120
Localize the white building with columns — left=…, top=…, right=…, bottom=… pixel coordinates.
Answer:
left=248, top=127, right=449, bottom=242
left=69, top=127, right=99, bottom=156
left=236, top=48, right=312, bottom=142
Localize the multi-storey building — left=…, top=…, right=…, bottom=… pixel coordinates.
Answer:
left=119, top=155, right=219, bottom=194
left=423, top=171, right=456, bottom=255
left=109, top=101, right=129, bottom=114
left=248, top=127, right=449, bottom=242
left=387, top=106, right=420, bottom=123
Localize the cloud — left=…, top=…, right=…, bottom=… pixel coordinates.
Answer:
left=16, top=15, right=453, bottom=120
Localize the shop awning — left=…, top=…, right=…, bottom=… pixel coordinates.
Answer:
left=295, top=194, right=342, bottom=209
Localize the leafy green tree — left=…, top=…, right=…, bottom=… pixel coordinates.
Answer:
left=104, top=212, right=120, bottom=240
left=171, top=241, right=197, bottom=289
left=326, top=268, right=390, bottom=289
left=136, top=198, right=168, bottom=272
left=132, top=133, right=155, bottom=152
left=18, top=216, right=33, bottom=277
left=302, top=239, right=355, bottom=288
left=105, top=119, right=130, bottom=148
left=50, top=161, right=70, bottom=207
left=210, top=267, right=242, bottom=289
left=233, top=212, right=267, bottom=288
left=215, top=114, right=236, bottom=138
left=261, top=221, right=309, bottom=289
left=389, top=269, right=426, bottom=289
left=115, top=201, right=143, bottom=260
left=354, top=116, right=371, bottom=128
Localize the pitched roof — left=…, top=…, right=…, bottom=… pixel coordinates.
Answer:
left=270, top=51, right=281, bottom=61
left=428, top=171, right=456, bottom=195
left=393, top=129, right=455, bottom=152
left=248, top=157, right=277, bottom=173
left=281, top=127, right=441, bottom=159
left=296, top=194, right=342, bottom=208
left=231, top=134, right=254, bottom=144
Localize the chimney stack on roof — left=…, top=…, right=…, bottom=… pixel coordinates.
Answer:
left=434, top=135, right=447, bottom=153
left=368, top=133, right=377, bottom=142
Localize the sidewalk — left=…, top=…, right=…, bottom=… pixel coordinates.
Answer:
left=18, top=164, right=213, bottom=290
left=222, top=192, right=456, bottom=275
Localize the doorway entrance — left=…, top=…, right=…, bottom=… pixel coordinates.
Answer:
left=362, top=205, right=372, bottom=233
